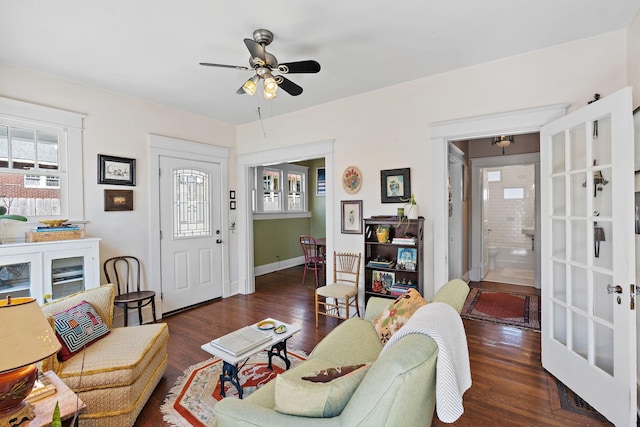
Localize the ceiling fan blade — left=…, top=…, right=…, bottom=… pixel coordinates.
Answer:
left=200, top=62, right=250, bottom=71
left=236, top=85, right=247, bottom=95
left=244, top=38, right=266, bottom=63
left=275, top=76, right=303, bottom=96
left=278, top=60, right=321, bottom=74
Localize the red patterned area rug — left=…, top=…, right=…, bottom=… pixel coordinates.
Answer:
left=161, top=349, right=307, bottom=427
left=461, top=287, right=540, bottom=331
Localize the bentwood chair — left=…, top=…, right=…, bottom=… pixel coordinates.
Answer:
left=315, top=251, right=361, bottom=328
left=299, top=235, right=325, bottom=288
left=103, top=256, right=157, bottom=327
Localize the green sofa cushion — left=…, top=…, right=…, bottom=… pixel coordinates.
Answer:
left=274, top=364, right=370, bottom=417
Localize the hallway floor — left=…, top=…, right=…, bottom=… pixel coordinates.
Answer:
left=484, top=267, right=534, bottom=287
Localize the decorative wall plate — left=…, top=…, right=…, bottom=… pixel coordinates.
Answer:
left=342, top=166, right=362, bottom=194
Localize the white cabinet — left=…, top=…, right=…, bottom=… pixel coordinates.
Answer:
left=0, top=238, right=100, bottom=303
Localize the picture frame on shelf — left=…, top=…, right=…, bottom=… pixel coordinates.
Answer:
left=341, top=200, right=363, bottom=234
left=371, top=270, right=395, bottom=294
left=98, top=155, right=136, bottom=186
left=397, top=247, right=417, bottom=271
left=104, top=189, right=133, bottom=211
left=380, top=168, right=411, bottom=203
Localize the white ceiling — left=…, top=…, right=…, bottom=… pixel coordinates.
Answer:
left=1, top=1, right=638, bottom=124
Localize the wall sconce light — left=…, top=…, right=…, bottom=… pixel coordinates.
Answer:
left=492, top=135, right=514, bottom=155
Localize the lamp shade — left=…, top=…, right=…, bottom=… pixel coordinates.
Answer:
left=0, top=297, right=61, bottom=372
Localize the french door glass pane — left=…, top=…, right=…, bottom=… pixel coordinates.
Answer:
left=570, top=220, right=587, bottom=264
left=552, top=220, right=566, bottom=259
left=569, top=124, right=587, bottom=171
left=593, top=271, right=613, bottom=323
left=552, top=131, right=565, bottom=174
left=593, top=115, right=612, bottom=166
left=594, top=322, right=614, bottom=376
left=172, top=169, right=211, bottom=238
left=570, top=266, right=587, bottom=312
left=552, top=176, right=565, bottom=215
left=553, top=302, right=567, bottom=345
left=552, top=261, right=566, bottom=301
left=572, top=311, right=588, bottom=361
left=570, top=173, right=587, bottom=217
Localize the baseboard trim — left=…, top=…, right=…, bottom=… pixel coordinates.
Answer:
left=255, top=256, right=305, bottom=277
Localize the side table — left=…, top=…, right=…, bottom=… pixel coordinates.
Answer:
left=28, top=371, right=86, bottom=427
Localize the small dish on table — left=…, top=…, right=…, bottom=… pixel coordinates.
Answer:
left=257, top=320, right=276, bottom=330
left=274, top=325, right=287, bottom=334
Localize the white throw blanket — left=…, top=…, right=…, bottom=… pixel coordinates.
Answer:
left=380, top=302, right=472, bottom=423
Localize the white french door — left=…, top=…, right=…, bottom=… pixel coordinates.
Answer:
left=540, top=87, right=636, bottom=426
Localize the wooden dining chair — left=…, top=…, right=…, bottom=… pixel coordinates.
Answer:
left=315, top=251, right=361, bottom=328
left=299, top=235, right=324, bottom=288
left=103, top=256, right=157, bottom=327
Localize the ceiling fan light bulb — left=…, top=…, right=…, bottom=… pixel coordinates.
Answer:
left=242, top=78, right=258, bottom=95
left=263, top=76, right=278, bottom=94
left=263, top=89, right=277, bottom=100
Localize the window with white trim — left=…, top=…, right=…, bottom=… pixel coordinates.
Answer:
left=0, top=96, right=84, bottom=221
left=253, top=163, right=308, bottom=214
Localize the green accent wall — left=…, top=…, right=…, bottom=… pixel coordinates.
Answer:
left=253, top=218, right=310, bottom=266
left=253, top=158, right=326, bottom=267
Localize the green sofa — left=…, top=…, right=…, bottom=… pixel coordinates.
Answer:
left=213, top=279, right=470, bottom=426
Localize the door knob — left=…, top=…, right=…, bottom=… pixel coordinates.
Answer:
left=606, top=284, right=623, bottom=294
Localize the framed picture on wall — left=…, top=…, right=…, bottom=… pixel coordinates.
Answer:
left=316, top=167, right=326, bottom=196
left=341, top=200, right=363, bottom=234
left=98, top=155, right=136, bottom=186
left=380, top=168, right=411, bottom=203
left=104, top=189, right=133, bottom=211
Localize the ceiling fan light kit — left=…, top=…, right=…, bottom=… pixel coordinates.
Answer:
left=200, top=28, right=321, bottom=100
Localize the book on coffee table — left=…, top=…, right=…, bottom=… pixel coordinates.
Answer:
left=210, top=326, right=272, bottom=356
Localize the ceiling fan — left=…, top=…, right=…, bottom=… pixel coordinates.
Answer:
left=200, top=29, right=321, bottom=100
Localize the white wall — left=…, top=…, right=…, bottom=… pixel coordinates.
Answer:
left=237, top=30, right=629, bottom=298
left=0, top=63, right=238, bottom=317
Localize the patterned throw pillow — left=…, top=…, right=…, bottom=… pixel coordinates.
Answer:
left=372, top=288, right=427, bottom=344
left=275, top=364, right=370, bottom=417
left=53, top=300, right=110, bottom=361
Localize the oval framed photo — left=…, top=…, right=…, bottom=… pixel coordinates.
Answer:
left=342, top=166, right=362, bottom=194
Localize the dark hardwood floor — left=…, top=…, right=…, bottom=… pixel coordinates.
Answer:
left=135, top=268, right=612, bottom=427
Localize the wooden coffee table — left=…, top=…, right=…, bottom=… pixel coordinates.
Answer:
left=201, top=318, right=301, bottom=399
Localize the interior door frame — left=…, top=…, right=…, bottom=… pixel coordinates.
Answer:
left=448, top=143, right=464, bottom=281
left=148, top=134, right=230, bottom=309
left=236, top=140, right=334, bottom=295
left=430, top=104, right=568, bottom=293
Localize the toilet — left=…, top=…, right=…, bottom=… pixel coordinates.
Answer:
left=488, top=246, right=499, bottom=270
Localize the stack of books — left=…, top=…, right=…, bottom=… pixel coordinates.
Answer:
left=209, top=326, right=272, bottom=356
left=391, top=236, right=417, bottom=245
left=367, top=259, right=395, bottom=269
left=36, top=224, right=79, bottom=232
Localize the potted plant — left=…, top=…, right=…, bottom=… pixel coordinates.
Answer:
left=376, top=225, right=390, bottom=243
left=0, top=206, right=28, bottom=244
left=403, top=194, right=419, bottom=220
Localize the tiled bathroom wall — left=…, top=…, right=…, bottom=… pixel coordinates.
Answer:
left=486, top=164, right=535, bottom=247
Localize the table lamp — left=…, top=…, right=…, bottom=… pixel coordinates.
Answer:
left=0, top=296, right=61, bottom=426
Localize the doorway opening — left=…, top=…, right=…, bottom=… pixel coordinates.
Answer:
left=481, top=163, right=536, bottom=287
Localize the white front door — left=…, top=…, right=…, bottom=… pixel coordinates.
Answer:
left=540, top=87, right=636, bottom=426
left=160, top=155, right=223, bottom=313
